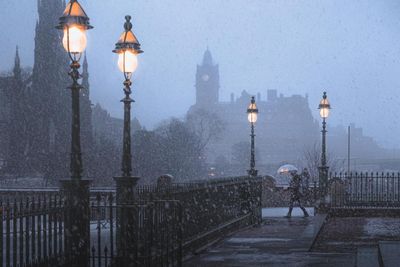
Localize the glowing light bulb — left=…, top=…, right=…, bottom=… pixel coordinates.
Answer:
left=118, top=50, right=138, bottom=74
left=320, top=108, right=330, bottom=119
left=248, top=113, right=258, bottom=123
left=63, top=25, right=87, bottom=53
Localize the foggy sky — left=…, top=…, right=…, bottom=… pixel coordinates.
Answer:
left=1, top=0, right=400, bottom=149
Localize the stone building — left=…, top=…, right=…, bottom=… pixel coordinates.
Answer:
left=0, top=0, right=142, bottom=181
left=187, top=49, right=400, bottom=176
left=0, top=48, right=32, bottom=176
left=188, top=49, right=320, bottom=167
left=0, top=0, right=93, bottom=180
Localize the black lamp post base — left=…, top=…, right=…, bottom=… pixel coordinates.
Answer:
left=248, top=169, right=258, bottom=177
left=318, top=166, right=329, bottom=195
left=315, top=201, right=330, bottom=214
left=114, top=176, right=140, bottom=266
left=114, top=176, right=140, bottom=204
left=60, top=178, right=92, bottom=267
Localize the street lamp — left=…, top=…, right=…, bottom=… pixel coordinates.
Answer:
left=56, top=1, right=92, bottom=266
left=318, top=91, right=331, bottom=195
left=247, top=96, right=258, bottom=177
left=113, top=15, right=143, bottom=265
left=56, top=0, right=93, bottom=179
left=113, top=15, right=143, bottom=178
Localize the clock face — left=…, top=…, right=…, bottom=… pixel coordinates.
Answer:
left=202, top=74, right=210, bottom=81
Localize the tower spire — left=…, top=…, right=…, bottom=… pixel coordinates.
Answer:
left=202, top=47, right=213, bottom=66
left=82, top=52, right=90, bottom=97
left=13, top=46, right=22, bottom=79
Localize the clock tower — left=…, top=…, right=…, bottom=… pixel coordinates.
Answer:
left=195, top=48, right=219, bottom=108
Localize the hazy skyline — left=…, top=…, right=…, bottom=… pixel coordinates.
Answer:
left=1, top=0, right=400, bottom=149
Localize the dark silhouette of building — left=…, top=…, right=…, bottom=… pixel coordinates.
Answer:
left=188, top=49, right=319, bottom=166
left=0, top=48, right=31, bottom=176
left=195, top=47, right=220, bottom=109
left=0, top=0, right=94, bottom=181
left=188, top=49, right=400, bottom=175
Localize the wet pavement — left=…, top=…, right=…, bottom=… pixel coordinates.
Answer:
left=184, top=213, right=356, bottom=267
left=313, top=217, right=400, bottom=253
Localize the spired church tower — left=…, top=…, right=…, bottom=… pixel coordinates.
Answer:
left=6, top=48, right=29, bottom=176
left=80, top=54, right=94, bottom=177
left=29, top=0, right=70, bottom=179
left=28, top=0, right=93, bottom=181
left=195, top=48, right=220, bottom=109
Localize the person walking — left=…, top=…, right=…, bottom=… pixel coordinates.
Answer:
left=285, top=170, right=309, bottom=218
left=301, top=168, right=311, bottom=189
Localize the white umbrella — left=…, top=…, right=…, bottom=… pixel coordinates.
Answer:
left=277, top=164, right=298, bottom=175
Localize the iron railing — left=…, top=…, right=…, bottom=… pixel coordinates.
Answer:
left=89, top=198, right=182, bottom=267
left=329, top=172, right=400, bottom=207
left=0, top=194, right=64, bottom=267
left=0, top=176, right=262, bottom=266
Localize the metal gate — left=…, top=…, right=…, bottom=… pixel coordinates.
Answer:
left=89, top=196, right=182, bottom=267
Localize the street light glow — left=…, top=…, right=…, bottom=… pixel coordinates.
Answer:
left=62, top=25, right=87, bottom=54
left=248, top=112, right=258, bottom=123
left=319, top=92, right=331, bottom=119
left=113, top=15, right=143, bottom=80
left=118, top=50, right=138, bottom=74
left=56, top=0, right=92, bottom=60
left=247, top=97, right=258, bottom=123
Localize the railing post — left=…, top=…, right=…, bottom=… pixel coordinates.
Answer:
left=253, top=177, right=263, bottom=225
left=114, top=176, right=140, bottom=266
left=316, top=168, right=330, bottom=213
left=239, top=181, right=250, bottom=218
left=61, top=179, right=91, bottom=267
left=0, top=202, right=3, bottom=267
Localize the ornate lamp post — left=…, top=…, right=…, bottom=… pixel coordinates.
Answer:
left=56, top=1, right=92, bottom=266
left=56, top=0, right=93, bottom=179
left=113, top=15, right=143, bottom=266
left=113, top=15, right=143, bottom=178
left=247, top=96, right=258, bottom=177
left=318, top=92, right=331, bottom=196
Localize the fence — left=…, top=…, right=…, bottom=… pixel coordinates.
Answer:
left=0, top=194, right=64, bottom=267
left=329, top=172, right=400, bottom=208
left=0, top=176, right=262, bottom=267
left=137, top=177, right=262, bottom=242
left=89, top=176, right=262, bottom=266
left=89, top=199, right=182, bottom=267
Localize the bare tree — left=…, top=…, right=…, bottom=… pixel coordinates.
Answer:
left=298, top=141, right=344, bottom=182
left=186, top=109, right=225, bottom=150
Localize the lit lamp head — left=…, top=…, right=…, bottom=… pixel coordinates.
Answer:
left=113, top=15, right=143, bottom=80
left=56, top=0, right=92, bottom=61
left=318, top=92, right=331, bottom=119
left=247, top=96, right=258, bottom=124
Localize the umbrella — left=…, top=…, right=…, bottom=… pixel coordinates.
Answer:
left=277, top=164, right=298, bottom=175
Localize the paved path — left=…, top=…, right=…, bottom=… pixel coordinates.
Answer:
left=313, top=216, right=400, bottom=254
left=184, top=214, right=355, bottom=267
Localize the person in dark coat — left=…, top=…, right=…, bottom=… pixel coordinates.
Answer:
left=285, top=170, right=309, bottom=218
left=301, top=168, right=311, bottom=189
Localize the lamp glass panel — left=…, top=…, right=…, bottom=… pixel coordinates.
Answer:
left=320, top=108, right=330, bottom=118
left=248, top=112, right=258, bottom=123
left=118, top=50, right=138, bottom=74
left=62, top=25, right=87, bottom=53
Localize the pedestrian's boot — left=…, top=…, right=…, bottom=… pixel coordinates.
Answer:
left=285, top=207, right=293, bottom=218
left=301, top=207, right=309, bottom=217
